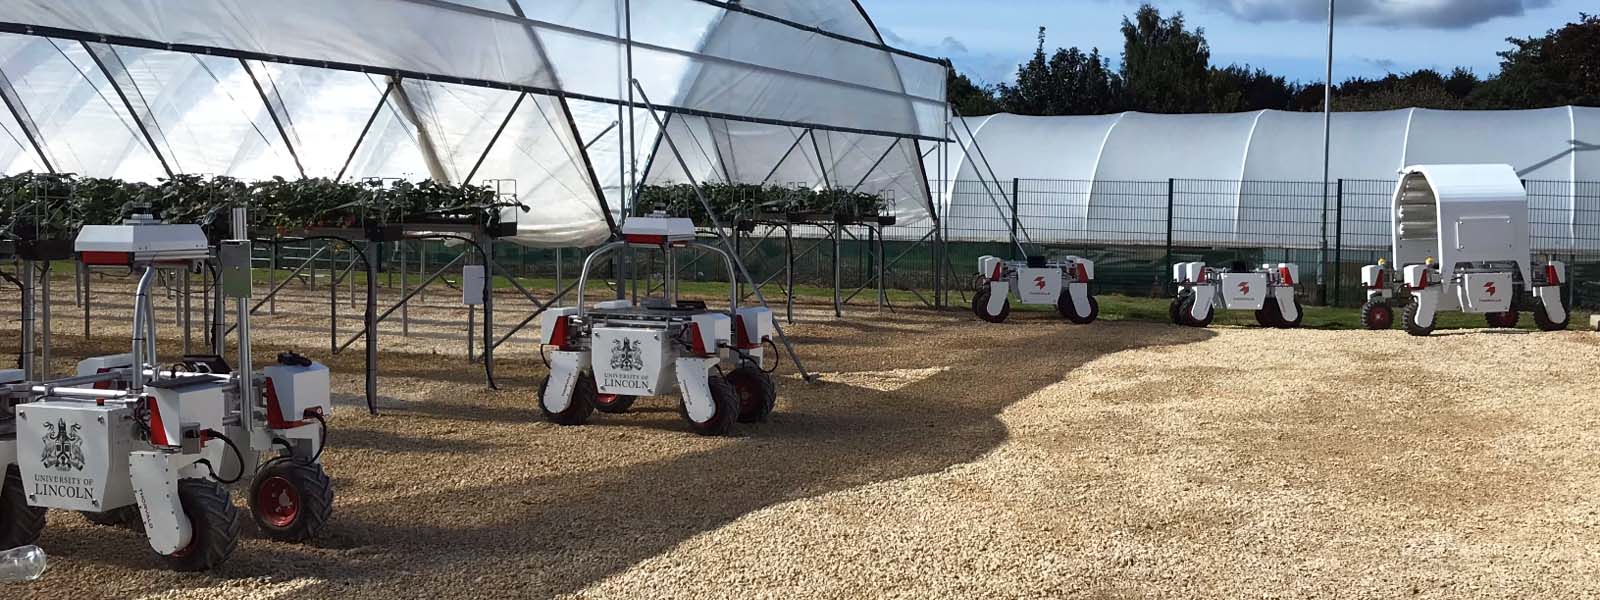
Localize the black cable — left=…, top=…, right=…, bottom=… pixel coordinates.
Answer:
left=308, top=411, right=328, bottom=463
left=539, top=344, right=551, bottom=369
left=760, top=338, right=780, bottom=374
left=197, top=429, right=244, bottom=484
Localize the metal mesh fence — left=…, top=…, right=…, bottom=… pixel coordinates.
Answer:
left=262, top=177, right=1600, bottom=309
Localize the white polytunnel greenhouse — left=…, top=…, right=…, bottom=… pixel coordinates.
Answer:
left=931, top=107, right=1600, bottom=252
left=0, top=0, right=949, bottom=247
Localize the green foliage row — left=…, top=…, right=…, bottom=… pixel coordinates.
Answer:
left=1, top=172, right=507, bottom=239
left=634, top=183, right=887, bottom=225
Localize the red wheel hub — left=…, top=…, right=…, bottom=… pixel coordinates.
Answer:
left=256, top=475, right=301, bottom=528
left=1373, top=306, right=1393, bottom=328
left=596, top=394, right=619, bottom=406
left=733, top=382, right=757, bottom=413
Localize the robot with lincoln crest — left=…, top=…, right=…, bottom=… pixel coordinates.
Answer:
left=537, top=216, right=779, bottom=436
left=1, top=209, right=334, bottom=571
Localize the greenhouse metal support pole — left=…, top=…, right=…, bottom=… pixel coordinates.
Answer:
left=81, top=264, right=90, bottom=337
left=83, top=42, right=173, bottom=178
left=761, top=130, right=813, bottom=186
left=337, top=80, right=395, bottom=181
left=785, top=224, right=795, bottom=324
left=20, top=260, right=34, bottom=379
left=1010, top=178, right=1020, bottom=260
left=631, top=79, right=813, bottom=381
left=0, top=68, right=54, bottom=173
left=481, top=235, right=497, bottom=389
left=365, top=239, right=380, bottom=413
left=954, top=110, right=1033, bottom=251
left=464, top=93, right=526, bottom=183
left=833, top=224, right=842, bottom=317
left=240, top=58, right=306, bottom=179
left=40, top=263, right=50, bottom=379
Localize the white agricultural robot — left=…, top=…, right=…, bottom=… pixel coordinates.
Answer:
left=0, top=211, right=333, bottom=571
left=1359, top=164, right=1569, bottom=336
left=1169, top=262, right=1303, bottom=328
left=537, top=216, right=777, bottom=436
left=972, top=255, right=1099, bottom=324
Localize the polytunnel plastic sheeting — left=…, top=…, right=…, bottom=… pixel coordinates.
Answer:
left=469, top=95, right=614, bottom=248
left=569, top=98, right=659, bottom=218
left=931, top=107, right=1600, bottom=250
left=85, top=44, right=300, bottom=181
left=0, top=93, right=46, bottom=174
left=2, top=0, right=947, bottom=141
left=247, top=63, right=389, bottom=180
left=642, top=116, right=934, bottom=233
left=0, top=34, right=164, bottom=180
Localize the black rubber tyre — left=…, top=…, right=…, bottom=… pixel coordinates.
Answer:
left=1255, top=298, right=1284, bottom=328
left=161, top=478, right=242, bottom=572
left=1, top=465, right=46, bottom=550
left=1168, top=296, right=1185, bottom=325
left=539, top=372, right=596, bottom=426
left=1278, top=298, right=1304, bottom=329
left=1058, top=293, right=1099, bottom=325
left=971, top=287, right=1010, bottom=323
left=81, top=505, right=144, bottom=530
left=1359, top=300, right=1393, bottom=330
left=727, top=365, right=777, bottom=424
left=1533, top=301, right=1570, bottom=332
left=1177, top=296, right=1213, bottom=328
left=249, top=459, right=334, bottom=543
left=681, top=375, right=739, bottom=436
left=1485, top=310, right=1520, bottom=329
left=1403, top=297, right=1435, bottom=337
left=593, top=393, right=638, bottom=414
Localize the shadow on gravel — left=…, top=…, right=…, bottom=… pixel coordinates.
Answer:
left=20, top=312, right=1215, bottom=599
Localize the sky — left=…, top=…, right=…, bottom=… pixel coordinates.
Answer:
left=859, top=0, right=1592, bottom=86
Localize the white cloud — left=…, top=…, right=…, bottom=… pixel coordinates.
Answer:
left=1202, top=0, right=1554, bottom=29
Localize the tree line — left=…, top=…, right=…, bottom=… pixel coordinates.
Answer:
left=950, top=6, right=1600, bottom=117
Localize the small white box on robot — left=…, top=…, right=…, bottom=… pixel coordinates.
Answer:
left=16, top=401, right=137, bottom=512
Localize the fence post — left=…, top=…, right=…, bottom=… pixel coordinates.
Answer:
left=1333, top=179, right=1344, bottom=307
left=1164, top=178, right=1175, bottom=292
left=1009, top=178, right=1020, bottom=259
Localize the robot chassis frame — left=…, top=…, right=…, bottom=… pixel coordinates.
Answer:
left=1169, top=262, right=1303, bottom=329
left=971, top=255, right=1099, bottom=324
left=1357, top=165, right=1570, bottom=336
left=1, top=210, right=334, bottom=571
left=537, top=216, right=779, bottom=436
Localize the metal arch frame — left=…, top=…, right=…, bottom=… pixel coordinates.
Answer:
left=240, top=58, right=307, bottom=179
left=337, top=79, right=395, bottom=182
left=0, top=65, right=54, bottom=173
left=0, top=23, right=949, bottom=144
left=79, top=40, right=174, bottom=178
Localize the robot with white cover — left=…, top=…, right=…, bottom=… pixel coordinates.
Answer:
left=972, top=255, right=1099, bottom=324
left=0, top=210, right=333, bottom=571
left=1169, top=262, right=1303, bottom=328
left=1358, top=164, right=1569, bottom=336
left=537, top=216, right=778, bottom=436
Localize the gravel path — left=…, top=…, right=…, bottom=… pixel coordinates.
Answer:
left=6, top=282, right=1600, bottom=599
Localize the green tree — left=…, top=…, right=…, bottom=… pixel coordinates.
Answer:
left=1469, top=13, right=1600, bottom=108
left=1208, top=64, right=1299, bottom=112
left=1120, top=4, right=1212, bottom=113
left=948, top=71, right=1001, bottom=116
left=995, top=28, right=1125, bottom=116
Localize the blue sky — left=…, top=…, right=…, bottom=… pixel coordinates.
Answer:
left=860, top=0, right=1591, bottom=86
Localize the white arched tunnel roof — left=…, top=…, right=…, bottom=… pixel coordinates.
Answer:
left=932, top=107, right=1600, bottom=249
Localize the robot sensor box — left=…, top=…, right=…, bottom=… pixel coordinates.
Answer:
left=16, top=401, right=137, bottom=512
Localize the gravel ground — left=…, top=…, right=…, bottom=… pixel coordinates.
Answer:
left=5, top=277, right=1600, bottom=599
